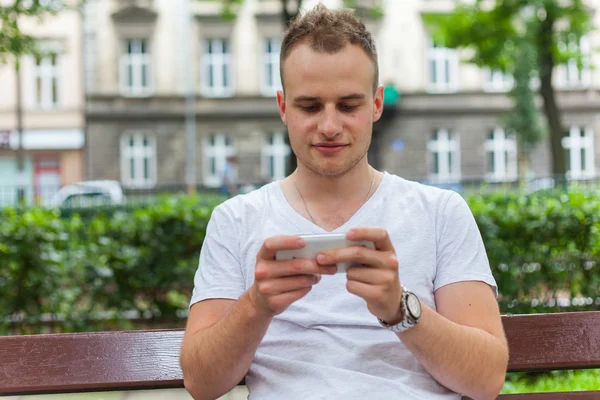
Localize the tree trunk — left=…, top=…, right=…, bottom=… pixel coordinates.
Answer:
left=537, top=12, right=566, bottom=179
left=518, top=150, right=530, bottom=183
left=282, top=0, right=301, bottom=27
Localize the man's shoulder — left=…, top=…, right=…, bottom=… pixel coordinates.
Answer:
left=213, top=181, right=276, bottom=219
left=384, top=173, right=455, bottom=205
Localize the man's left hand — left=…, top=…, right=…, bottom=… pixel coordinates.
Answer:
left=316, top=227, right=404, bottom=324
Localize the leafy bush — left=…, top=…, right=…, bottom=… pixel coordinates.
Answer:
left=0, top=195, right=219, bottom=334
left=502, top=370, right=600, bottom=393
left=1, top=188, right=599, bottom=334
left=468, top=188, right=600, bottom=314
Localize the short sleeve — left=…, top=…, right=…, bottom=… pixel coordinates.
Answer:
left=433, top=191, right=498, bottom=297
left=189, top=205, right=246, bottom=308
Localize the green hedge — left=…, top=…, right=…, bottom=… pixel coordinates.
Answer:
left=1, top=188, right=599, bottom=334
left=1, top=196, right=218, bottom=334
left=468, top=189, right=600, bottom=314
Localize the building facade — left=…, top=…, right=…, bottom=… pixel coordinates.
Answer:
left=3, top=0, right=598, bottom=201
left=0, top=3, right=85, bottom=206
left=84, top=0, right=600, bottom=192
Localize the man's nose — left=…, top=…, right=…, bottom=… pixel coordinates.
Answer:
left=318, top=106, right=342, bottom=138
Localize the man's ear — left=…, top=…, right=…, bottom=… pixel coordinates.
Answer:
left=277, top=90, right=287, bottom=125
left=373, top=85, right=384, bottom=123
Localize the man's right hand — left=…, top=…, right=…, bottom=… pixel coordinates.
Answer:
left=249, top=236, right=338, bottom=317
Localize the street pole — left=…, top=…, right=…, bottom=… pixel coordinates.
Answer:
left=182, top=0, right=197, bottom=194
left=15, top=59, right=26, bottom=205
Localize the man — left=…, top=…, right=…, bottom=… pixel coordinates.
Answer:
left=180, top=5, right=508, bottom=400
left=220, top=155, right=239, bottom=197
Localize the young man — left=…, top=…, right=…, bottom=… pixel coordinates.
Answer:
left=180, top=5, right=508, bottom=400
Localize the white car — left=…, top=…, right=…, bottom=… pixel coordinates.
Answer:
left=52, top=180, right=124, bottom=208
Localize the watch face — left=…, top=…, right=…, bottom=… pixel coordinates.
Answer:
left=406, top=293, right=422, bottom=318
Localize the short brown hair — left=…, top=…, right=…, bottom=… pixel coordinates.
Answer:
left=280, top=4, right=379, bottom=93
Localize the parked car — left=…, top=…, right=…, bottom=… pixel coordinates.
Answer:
left=51, top=180, right=124, bottom=208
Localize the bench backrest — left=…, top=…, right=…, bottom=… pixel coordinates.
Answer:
left=1, top=312, right=600, bottom=398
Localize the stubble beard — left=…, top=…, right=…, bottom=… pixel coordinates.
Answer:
left=292, top=139, right=371, bottom=178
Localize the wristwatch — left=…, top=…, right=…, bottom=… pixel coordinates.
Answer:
left=378, top=286, right=422, bottom=333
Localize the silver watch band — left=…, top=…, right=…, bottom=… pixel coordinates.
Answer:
left=377, top=286, right=420, bottom=333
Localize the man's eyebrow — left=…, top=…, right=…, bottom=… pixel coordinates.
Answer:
left=293, top=96, right=320, bottom=102
left=293, top=94, right=365, bottom=102
left=339, top=94, right=365, bottom=101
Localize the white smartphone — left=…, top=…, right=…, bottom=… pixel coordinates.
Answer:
left=275, top=233, right=376, bottom=273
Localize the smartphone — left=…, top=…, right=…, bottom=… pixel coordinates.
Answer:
left=275, top=233, right=376, bottom=273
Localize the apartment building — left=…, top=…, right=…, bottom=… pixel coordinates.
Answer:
left=0, top=3, right=85, bottom=206
left=81, top=0, right=600, bottom=190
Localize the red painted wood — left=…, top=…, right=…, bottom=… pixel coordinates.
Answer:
left=0, top=329, right=185, bottom=395
left=502, top=312, right=600, bottom=372
left=1, top=312, right=599, bottom=396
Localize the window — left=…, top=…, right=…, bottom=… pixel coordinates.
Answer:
left=203, top=133, right=235, bottom=187
left=562, top=126, right=595, bottom=180
left=34, top=54, right=60, bottom=109
left=482, top=68, right=513, bottom=92
left=261, top=132, right=290, bottom=181
left=427, top=39, right=459, bottom=93
left=120, top=132, right=157, bottom=187
left=262, top=38, right=282, bottom=96
left=120, top=39, right=152, bottom=96
left=485, top=128, right=518, bottom=182
left=556, top=35, right=591, bottom=89
left=427, top=129, right=461, bottom=182
left=202, top=39, right=233, bottom=97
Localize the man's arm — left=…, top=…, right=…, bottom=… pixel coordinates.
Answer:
left=321, top=228, right=508, bottom=399
left=181, top=235, right=336, bottom=400
left=180, top=293, right=273, bottom=400
left=398, top=281, right=508, bottom=400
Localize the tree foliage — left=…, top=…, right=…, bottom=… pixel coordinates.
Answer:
left=424, top=0, right=594, bottom=177
left=0, top=0, right=76, bottom=66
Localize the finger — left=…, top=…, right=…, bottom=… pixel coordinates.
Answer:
left=346, top=227, right=394, bottom=252
left=318, top=246, right=398, bottom=271
left=258, top=235, right=305, bottom=261
left=346, top=279, right=384, bottom=304
left=267, top=286, right=313, bottom=311
left=346, top=266, right=397, bottom=285
left=256, top=258, right=337, bottom=280
left=257, top=274, right=322, bottom=296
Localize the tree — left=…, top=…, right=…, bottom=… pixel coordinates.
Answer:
left=501, top=19, right=545, bottom=180
left=0, top=0, right=79, bottom=203
left=424, top=0, right=593, bottom=179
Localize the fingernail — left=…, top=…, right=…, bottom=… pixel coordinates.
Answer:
left=297, top=239, right=305, bottom=247
left=317, top=254, right=327, bottom=263
left=347, top=230, right=355, bottom=240
left=315, top=274, right=322, bottom=283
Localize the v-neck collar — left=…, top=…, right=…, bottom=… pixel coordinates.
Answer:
left=271, top=172, right=389, bottom=234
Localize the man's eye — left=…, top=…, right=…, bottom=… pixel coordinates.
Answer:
left=340, top=105, right=358, bottom=112
left=301, top=105, right=320, bottom=112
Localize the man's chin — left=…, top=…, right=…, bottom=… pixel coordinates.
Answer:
left=303, top=161, right=355, bottom=177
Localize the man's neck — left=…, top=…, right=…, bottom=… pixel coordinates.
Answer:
left=290, top=161, right=377, bottom=204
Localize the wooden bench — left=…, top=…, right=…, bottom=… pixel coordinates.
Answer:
left=1, top=312, right=599, bottom=399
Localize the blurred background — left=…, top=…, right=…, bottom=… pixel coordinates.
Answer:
left=2, top=0, right=600, bottom=397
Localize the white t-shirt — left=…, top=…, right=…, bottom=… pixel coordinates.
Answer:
left=190, top=172, right=497, bottom=400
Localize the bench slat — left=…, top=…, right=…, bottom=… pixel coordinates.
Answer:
left=503, top=312, right=600, bottom=372
left=0, top=329, right=185, bottom=395
left=1, top=312, right=599, bottom=396
left=497, top=392, right=600, bottom=399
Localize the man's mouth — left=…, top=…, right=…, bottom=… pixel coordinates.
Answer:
left=312, top=143, right=348, bottom=154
